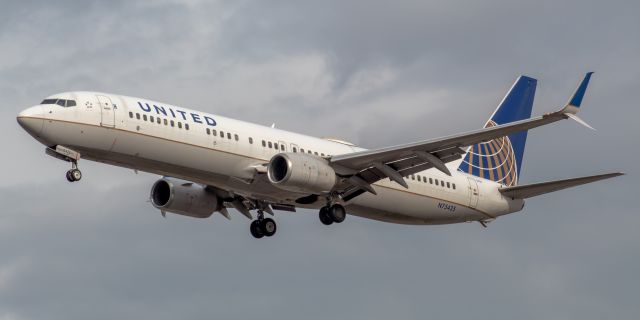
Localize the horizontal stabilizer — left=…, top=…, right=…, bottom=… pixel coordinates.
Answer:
left=499, top=172, right=623, bottom=199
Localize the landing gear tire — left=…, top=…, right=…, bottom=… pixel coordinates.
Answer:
left=319, top=207, right=334, bottom=225
left=260, top=218, right=277, bottom=237
left=71, top=169, right=82, bottom=181
left=329, top=204, right=346, bottom=223
left=66, top=169, right=82, bottom=182
left=250, top=220, right=264, bottom=239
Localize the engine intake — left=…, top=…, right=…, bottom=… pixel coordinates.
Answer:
left=267, top=153, right=337, bottom=194
left=150, top=178, right=221, bottom=218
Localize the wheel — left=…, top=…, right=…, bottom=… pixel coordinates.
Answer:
left=66, top=170, right=74, bottom=182
left=260, top=218, right=277, bottom=237
left=250, top=220, right=264, bottom=239
left=329, top=204, right=346, bottom=223
left=71, top=169, right=82, bottom=181
left=319, top=207, right=333, bottom=225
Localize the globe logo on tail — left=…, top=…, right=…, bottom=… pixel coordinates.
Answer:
left=458, top=120, right=518, bottom=186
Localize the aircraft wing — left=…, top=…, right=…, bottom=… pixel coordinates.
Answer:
left=499, top=172, right=624, bottom=199
left=331, top=73, right=595, bottom=200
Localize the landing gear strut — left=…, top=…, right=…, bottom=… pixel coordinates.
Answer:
left=66, top=162, right=82, bottom=182
left=319, top=204, right=346, bottom=225
left=250, top=210, right=277, bottom=239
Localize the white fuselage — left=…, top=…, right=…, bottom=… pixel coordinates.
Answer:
left=17, top=91, right=524, bottom=225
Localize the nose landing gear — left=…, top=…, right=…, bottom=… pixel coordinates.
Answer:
left=45, top=146, right=83, bottom=183
left=65, top=162, right=82, bottom=182
left=66, top=168, right=82, bottom=182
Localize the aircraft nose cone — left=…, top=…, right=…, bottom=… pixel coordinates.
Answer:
left=17, top=106, right=45, bottom=136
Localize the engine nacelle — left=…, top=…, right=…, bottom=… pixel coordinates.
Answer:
left=150, top=178, right=221, bottom=218
left=267, top=153, right=337, bottom=194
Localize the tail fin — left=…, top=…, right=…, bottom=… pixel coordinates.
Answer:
left=457, top=76, right=537, bottom=186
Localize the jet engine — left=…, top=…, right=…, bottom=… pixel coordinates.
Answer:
left=150, top=178, right=221, bottom=218
left=267, top=153, right=337, bottom=194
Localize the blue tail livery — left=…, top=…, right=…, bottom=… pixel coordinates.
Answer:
left=458, top=76, right=537, bottom=186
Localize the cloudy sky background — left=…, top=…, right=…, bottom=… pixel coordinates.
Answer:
left=1, top=0, right=638, bottom=319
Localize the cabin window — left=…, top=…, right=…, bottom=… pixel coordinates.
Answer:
left=308, top=150, right=312, bottom=154
left=177, top=122, right=182, bottom=129
left=164, top=119, right=168, bottom=125
left=452, top=183, right=456, bottom=190
left=411, top=175, right=415, bottom=180
left=429, top=178, right=433, bottom=184
left=268, top=141, right=273, bottom=148
left=300, top=148, right=305, bottom=153
left=434, top=179, right=438, bottom=186
left=227, top=133, right=232, bottom=139
left=136, top=113, right=140, bottom=120
left=206, top=128, right=211, bottom=135
left=293, top=147, right=297, bottom=153
left=212, top=130, right=217, bottom=136
left=281, top=144, right=285, bottom=151
left=185, top=124, right=189, bottom=130
left=219, top=131, right=224, bottom=138
left=321, top=153, right=325, bottom=156
left=446, top=182, right=450, bottom=188
left=441, top=180, right=445, bottom=187
left=143, top=115, right=147, bottom=121
left=170, top=120, right=174, bottom=127
left=129, top=112, right=133, bottom=118
left=417, top=175, right=422, bottom=182
left=157, top=117, right=161, bottom=124
left=150, top=116, right=154, bottom=123
left=262, top=140, right=266, bottom=147
left=234, top=134, right=239, bottom=141
left=249, top=137, right=253, bottom=144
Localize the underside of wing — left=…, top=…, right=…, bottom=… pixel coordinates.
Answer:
left=331, top=110, right=568, bottom=199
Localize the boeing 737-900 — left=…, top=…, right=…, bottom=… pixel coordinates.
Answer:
left=17, top=73, right=623, bottom=238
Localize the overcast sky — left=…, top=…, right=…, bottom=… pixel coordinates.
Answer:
left=1, top=0, right=638, bottom=319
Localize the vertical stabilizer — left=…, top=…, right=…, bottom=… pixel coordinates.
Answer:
left=457, top=76, right=537, bottom=186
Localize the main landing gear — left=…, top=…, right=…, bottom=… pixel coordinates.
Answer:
left=65, top=162, right=82, bottom=182
left=319, top=204, right=346, bottom=225
left=250, top=210, right=277, bottom=239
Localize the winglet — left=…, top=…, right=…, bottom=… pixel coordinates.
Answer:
left=562, top=72, right=594, bottom=114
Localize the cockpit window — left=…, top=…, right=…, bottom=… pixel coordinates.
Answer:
left=41, top=99, right=77, bottom=107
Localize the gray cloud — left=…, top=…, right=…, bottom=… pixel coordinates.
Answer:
left=1, top=0, right=638, bottom=319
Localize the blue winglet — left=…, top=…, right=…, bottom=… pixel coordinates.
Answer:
left=568, top=72, right=594, bottom=108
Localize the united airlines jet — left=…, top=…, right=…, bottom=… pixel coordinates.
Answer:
left=17, top=73, right=622, bottom=238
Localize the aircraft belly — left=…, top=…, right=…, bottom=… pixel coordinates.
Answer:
left=347, top=185, right=488, bottom=225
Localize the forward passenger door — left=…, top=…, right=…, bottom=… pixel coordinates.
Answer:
left=96, top=95, right=115, bottom=127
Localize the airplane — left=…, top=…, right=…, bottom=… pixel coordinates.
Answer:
left=16, top=72, right=623, bottom=238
